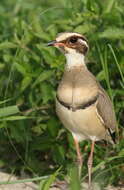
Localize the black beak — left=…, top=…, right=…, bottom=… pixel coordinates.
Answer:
left=47, top=40, right=57, bottom=46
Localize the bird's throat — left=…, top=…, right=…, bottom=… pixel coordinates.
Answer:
left=65, top=52, right=86, bottom=69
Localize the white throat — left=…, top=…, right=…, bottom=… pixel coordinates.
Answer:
left=65, top=51, right=86, bottom=69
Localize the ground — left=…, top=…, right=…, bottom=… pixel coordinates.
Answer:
left=0, top=172, right=124, bottom=190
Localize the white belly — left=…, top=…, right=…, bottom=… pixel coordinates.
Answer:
left=56, top=100, right=108, bottom=142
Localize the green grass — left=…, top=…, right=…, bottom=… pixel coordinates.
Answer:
left=0, top=0, right=123, bottom=189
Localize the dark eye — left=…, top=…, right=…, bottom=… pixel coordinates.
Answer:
left=69, top=37, right=77, bottom=43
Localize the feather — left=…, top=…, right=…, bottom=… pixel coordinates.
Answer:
left=96, top=84, right=117, bottom=131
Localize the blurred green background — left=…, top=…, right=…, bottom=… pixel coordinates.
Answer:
left=0, top=0, right=124, bottom=188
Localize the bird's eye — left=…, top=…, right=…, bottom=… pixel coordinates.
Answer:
left=69, top=37, right=77, bottom=43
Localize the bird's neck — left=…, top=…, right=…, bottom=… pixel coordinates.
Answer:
left=65, top=52, right=86, bottom=69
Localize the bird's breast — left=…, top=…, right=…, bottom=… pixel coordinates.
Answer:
left=57, top=82, right=98, bottom=107
left=57, top=67, right=98, bottom=107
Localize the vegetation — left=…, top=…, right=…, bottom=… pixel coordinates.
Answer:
left=0, top=0, right=123, bottom=189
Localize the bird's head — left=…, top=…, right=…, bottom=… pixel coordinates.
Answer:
left=47, top=32, right=89, bottom=56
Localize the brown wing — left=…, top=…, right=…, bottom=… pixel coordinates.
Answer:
left=97, top=84, right=117, bottom=131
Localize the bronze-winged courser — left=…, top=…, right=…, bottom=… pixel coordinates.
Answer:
left=47, top=32, right=117, bottom=189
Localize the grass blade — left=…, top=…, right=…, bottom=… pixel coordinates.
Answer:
left=108, top=44, right=124, bottom=86
left=69, top=165, right=81, bottom=190
left=39, top=167, right=61, bottom=190
left=0, top=105, right=20, bottom=117
left=0, top=175, right=49, bottom=185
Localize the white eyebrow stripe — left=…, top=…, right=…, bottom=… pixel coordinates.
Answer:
left=56, top=33, right=82, bottom=41
left=78, top=39, right=88, bottom=47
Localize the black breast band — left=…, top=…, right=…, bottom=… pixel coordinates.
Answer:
left=56, top=95, right=98, bottom=112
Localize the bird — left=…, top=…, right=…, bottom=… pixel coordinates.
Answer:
left=47, top=32, right=117, bottom=189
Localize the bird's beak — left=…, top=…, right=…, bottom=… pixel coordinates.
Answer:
left=47, top=40, right=57, bottom=46
left=47, top=40, right=64, bottom=47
